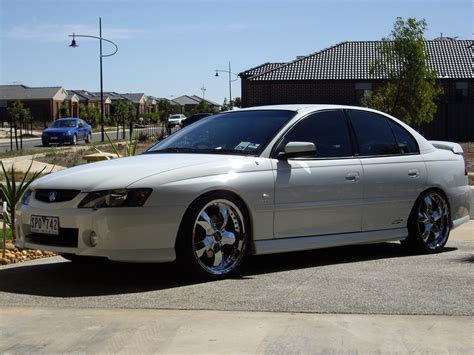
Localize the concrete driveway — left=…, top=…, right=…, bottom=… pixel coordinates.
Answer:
left=1, top=222, right=472, bottom=353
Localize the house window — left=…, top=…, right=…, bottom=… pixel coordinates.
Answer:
left=455, top=82, right=468, bottom=102
left=355, top=83, right=373, bottom=103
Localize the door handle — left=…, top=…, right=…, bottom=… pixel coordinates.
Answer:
left=345, top=172, right=360, bottom=182
left=408, top=169, right=419, bottom=178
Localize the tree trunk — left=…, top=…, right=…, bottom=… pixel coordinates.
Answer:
left=14, top=125, right=18, bottom=150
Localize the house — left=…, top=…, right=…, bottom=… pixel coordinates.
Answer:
left=0, top=85, right=68, bottom=125
left=68, top=90, right=112, bottom=117
left=120, top=93, right=147, bottom=118
left=171, top=95, right=220, bottom=113
left=240, top=39, right=474, bottom=141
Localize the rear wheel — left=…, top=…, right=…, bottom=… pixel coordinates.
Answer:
left=176, top=193, right=249, bottom=279
left=85, top=132, right=92, bottom=143
left=402, top=190, right=450, bottom=253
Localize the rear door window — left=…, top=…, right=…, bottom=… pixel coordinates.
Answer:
left=347, top=110, right=399, bottom=156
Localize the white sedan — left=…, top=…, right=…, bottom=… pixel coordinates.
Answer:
left=16, top=105, right=471, bottom=278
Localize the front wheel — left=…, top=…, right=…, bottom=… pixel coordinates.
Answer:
left=402, top=190, right=450, bottom=253
left=71, top=134, right=77, bottom=145
left=176, top=193, right=249, bottom=279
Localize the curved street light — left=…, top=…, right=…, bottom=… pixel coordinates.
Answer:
left=215, top=61, right=239, bottom=108
left=68, top=17, right=118, bottom=142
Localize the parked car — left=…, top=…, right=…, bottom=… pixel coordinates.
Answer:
left=42, top=118, right=92, bottom=146
left=168, top=114, right=187, bottom=127
left=17, top=105, right=470, bottom=279
left=181, top=113, right=213, bottom=128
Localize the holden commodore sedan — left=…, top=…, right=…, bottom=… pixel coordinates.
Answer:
left=42, top=118, right=92, bottom=146
left=16, top=105, right=471, bottom=278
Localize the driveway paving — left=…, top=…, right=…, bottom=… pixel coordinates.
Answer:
left=1, top=307, right=472, bottom=354
left=0, top=238, right=472, bottom=316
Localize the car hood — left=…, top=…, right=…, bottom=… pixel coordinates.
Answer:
left=43, top=128, right=74, bottom=134
left=30, top=153, right=255, bottom=192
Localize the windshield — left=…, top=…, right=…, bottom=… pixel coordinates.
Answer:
left=148, top=110, right=295, bottom=156
left=50, top=119, right=77, bottom=128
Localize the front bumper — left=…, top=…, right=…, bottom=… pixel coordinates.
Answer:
left=42, top=135, right=74, bottom=144
left=15, top=200, right=180, bottom=263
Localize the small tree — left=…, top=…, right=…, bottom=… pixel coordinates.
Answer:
left=233, top=97, right=242, bottom=108
left=59, top=102, right=70, bottom=118
left=79, top=104, right=100, bottom=127
left=362, top=17, right=443, bottom=126
left=7, top=100, right=30, bottom=150
left=220, top=98, right=230, bottom=112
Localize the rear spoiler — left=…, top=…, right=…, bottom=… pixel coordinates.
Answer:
left=429, top=141, right=464, bottom=154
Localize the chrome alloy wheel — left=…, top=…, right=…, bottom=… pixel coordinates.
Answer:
left=192, top=199, right=246, bottom=275
left=417, top=192, right=450, bottom=250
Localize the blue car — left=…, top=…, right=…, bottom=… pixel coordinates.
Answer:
left=42, top=118, right=92, bottom=146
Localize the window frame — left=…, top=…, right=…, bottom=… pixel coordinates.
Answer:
left=344, top=109, right=420, bottom=158
left=270, top=109, right=356, bottom=160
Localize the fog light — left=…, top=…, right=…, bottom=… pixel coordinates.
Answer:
left=89, top=232, right=99, bottom=247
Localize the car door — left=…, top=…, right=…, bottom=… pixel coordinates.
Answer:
left=346, top=109, right=427, bottom=231
left=272, top=110, right=364, bottom=238
left=77, top=120, right=85, bottom=139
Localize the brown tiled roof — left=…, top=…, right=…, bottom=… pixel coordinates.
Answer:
left=0, top=85, right=63, bottom=100
left=248, top=40, right=473, bottom=81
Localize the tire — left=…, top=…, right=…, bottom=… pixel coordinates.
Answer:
left=401, top=190, right=450, bottom=253
left=176, top=192, right=249, bottom=279
left=60, top=253, right=106, bottom=264
left=42, top=141, right=49, bottom=147
left=85, top=132, right=92, bottom=143
left=71, top=134, right=77, bottom=145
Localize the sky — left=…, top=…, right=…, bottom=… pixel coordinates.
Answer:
left=0, top=0, right=472, bottom=104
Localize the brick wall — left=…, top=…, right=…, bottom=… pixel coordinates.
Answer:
left=242, top=78, right=474, bottom=142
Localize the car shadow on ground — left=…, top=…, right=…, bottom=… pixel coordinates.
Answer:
left=0, top=242, right=457, bottom=298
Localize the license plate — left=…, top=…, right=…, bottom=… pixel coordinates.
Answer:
left=50, top=137, right=58, bottom=140
left=31, top=215, right=59, bottom=235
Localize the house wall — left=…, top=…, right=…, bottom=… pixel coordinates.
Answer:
left=241, top=78, right=474, bottom=141
left=0, top=99, right=55, bottom=127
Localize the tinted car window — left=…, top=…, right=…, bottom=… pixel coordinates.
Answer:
left=148, top=110, right=295, bottom=156
left=388, top=120, right=419, bottom=154
left=348, top=110, right=399, bottom=156
left=276, top=110, right=352, bottom=158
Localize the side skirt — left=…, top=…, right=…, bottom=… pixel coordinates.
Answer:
left=253, top=228, right=407, bottom=255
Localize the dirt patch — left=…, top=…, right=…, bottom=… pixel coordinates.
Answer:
left=34, top=143, right=153, bottom=168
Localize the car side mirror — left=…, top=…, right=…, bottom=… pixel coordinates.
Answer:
left=278, top=141, right=316, bottom=160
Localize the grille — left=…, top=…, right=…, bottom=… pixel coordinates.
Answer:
left=27, top=228, right=79, bottom=247
left=35, top=189, right=80, bottom=203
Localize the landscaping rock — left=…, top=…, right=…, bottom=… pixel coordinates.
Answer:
left=0, top=244, right=57, bottom=265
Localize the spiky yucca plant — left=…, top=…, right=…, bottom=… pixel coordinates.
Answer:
left=105, top=129, right=139, bottom=158
left=0, top=161, right=46, bottom=241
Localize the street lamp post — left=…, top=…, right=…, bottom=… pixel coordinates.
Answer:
left=215, top=61, right=239, bottom=109
left=68, top=17, right=118, bottom=142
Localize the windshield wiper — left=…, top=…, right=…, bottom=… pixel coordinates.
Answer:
left=146, top=147, right=201, bottom=154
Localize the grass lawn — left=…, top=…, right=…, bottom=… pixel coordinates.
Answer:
left=0, top=227, right=13, bottom=241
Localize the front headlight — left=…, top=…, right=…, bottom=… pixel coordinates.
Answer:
left=78, top=188, right=152, bottom=208
left=21, top=189, right=33, bottom=206
left=66, top=130, right=73, bottom=135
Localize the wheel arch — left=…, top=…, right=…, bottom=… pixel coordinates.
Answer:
left=409, top=187, right=452, bottom=228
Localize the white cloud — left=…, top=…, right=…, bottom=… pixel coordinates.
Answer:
left=4, top=23, right=147, bottom=42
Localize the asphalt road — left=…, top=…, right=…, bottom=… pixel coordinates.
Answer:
left=0, top=127, right=164, bottom=152
left=0, top=239, right=472, bottom=316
